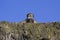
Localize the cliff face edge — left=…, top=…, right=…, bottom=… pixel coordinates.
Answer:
left=0, top=21, right=60, bottom=40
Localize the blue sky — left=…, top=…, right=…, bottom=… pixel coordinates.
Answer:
left=0, top=0, right=60, bottom=22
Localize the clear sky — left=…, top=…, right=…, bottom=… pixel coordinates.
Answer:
left=0, top=0, right=60, bottom=22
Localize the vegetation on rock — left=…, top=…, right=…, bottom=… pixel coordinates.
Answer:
left=0, top=21, right=60, bottom=40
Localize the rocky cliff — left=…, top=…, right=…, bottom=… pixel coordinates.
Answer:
left=0, top=21, right=60, bottom=40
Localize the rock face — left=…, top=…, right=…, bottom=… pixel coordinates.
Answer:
left=0, top=21, right=60, bottom=40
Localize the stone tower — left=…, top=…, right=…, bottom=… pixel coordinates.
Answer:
left=21, top=13, right=37, bottom=23
left=26, top=13, right=34, bottom=23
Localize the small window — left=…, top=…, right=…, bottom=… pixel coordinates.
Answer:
left=41, top=38, right=49, bottom=40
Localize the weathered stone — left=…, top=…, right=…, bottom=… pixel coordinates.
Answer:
left=0, top=22, right=60, bottom=40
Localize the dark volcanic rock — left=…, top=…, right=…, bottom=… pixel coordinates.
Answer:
left=0, top=22, right=60, bottom=40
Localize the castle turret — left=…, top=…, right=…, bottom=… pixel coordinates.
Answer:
left=21, top=13, right=37, bottom=23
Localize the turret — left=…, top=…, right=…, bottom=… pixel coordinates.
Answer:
left=21, top=13, right=37, bottom=23
left=26, top=13, right=34, bottom=23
